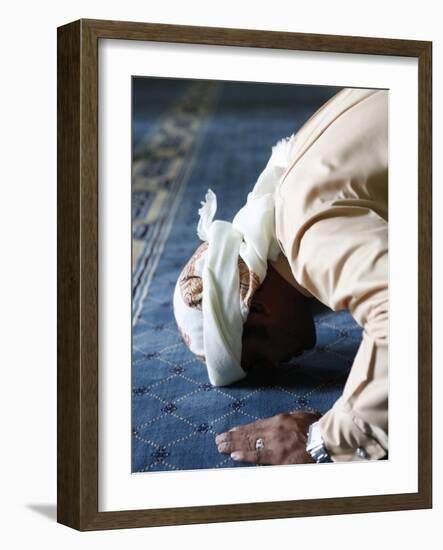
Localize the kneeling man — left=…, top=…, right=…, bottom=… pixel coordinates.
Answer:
left=173, top=88, right=388, bottom=464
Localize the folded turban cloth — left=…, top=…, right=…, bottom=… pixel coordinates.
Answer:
left=173, top=135, right=295, bottom=386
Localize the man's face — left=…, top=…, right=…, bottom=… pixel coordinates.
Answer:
left=241, top=265, right=316, bottom=371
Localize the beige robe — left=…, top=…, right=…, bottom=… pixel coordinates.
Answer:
left=273, top=88, right=388, bottom=461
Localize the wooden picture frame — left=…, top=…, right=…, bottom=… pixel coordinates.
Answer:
left=57, top=18, right=432, bottom=530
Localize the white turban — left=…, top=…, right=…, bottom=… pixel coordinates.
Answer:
left=173, top=135, right=295, bottom=386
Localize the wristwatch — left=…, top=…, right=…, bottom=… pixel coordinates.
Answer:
left=306, top=421, right=332, bottom=463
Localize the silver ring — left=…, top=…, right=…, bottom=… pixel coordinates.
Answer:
left=255, top=437, right=265, bottom=450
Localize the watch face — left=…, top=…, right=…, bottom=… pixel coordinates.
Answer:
left=307, top=422, right=320, bottom=450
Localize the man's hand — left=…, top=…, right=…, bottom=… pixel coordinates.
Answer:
left=215, top=411, right=321, bottom=465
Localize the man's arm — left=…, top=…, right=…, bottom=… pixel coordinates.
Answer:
left=215, top=210, right=388, bottom=465
left=293, top=209, right=388, bottom=461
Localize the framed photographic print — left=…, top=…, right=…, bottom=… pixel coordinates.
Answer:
left=57, top=19, right=432, bottom=530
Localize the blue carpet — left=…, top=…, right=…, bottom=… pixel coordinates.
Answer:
left=131, top=78, right=361, bottom=472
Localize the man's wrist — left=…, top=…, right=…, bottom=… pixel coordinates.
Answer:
left=306, top=421, right=332, bottom=463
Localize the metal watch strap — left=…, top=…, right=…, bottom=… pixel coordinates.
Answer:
left=306, top=421, right=332, bottom=463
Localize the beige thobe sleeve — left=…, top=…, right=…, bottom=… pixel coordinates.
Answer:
left=275, top=88, right=389, bottom=461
